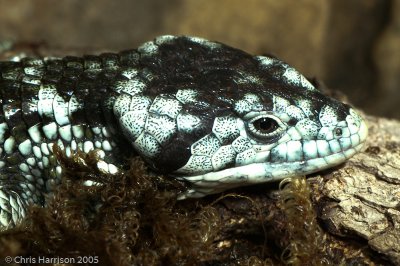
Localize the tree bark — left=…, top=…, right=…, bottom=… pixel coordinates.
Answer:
left=314, top=115, right=400, bottom=265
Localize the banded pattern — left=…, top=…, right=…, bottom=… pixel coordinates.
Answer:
left=0, top=35, right=368, bottom=229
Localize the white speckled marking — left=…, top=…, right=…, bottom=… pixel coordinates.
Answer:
left=285, top=105, right=305, bottom=120
left=295, top=120, right=319, bottom=140
left=26, top=157, right=36, bottom=166
left=129, top=95, right=152, bottom=112
left=212, top=116, right=239, bottom=143
left=68, top=95, right=83, bottom=117
left=58, top=125, right=72, bottom=142
left=121, top=68, right=138, bottom=79
left=176, top=113, right=202, bottom=133
left=319, top=105, right=338, bottom=127
left=236, top=149, right=257, bottom=165
left=317, top=127, right=334, bottom=141
left=176, top=96, right=368, bottom=199
left=27, top=124, right=42, bottom=143
left=91, top=127, right=101, bottom=135
left=177, top=155, right=214, bottom=174
left=83, top=141, right=94, bottom=153
left=176, top=89, right=198, bottom=104
left=108, top=164, right=118, bottom=174
left=53, top=94, right=70, bottom=126
left=296, top=99, right=314, bottom=118
left=120, top=111, right=147, bottom=140
left=40, top=143, right=49, bottom=155
left=115, top=79, right=147, bottom=96
left=154, top=35, right=176, bottom=45
left=191, top=135, right=221, bottom=156
left=37, top=85, right=57, bottom=118
left=56, top=166, right=62, bottom=178
left=72, top=125, right=85, bottom=139
left=282, top=68, right=300, bottom=84
left=19, top=163, right=30, bottom=173
left=243, top=94, right=264, bottom=112
left=149, top=96, right=182, bottom=118
left=0, top=123, right=8, bottom=143
left=255, top=56, right=277, bottom=67
left=282, top=67, right=315, bottom=91
left=42, top=122, right=58, bottom=140
left=211, top=145, right=236, bottom=170
left=231, top=136, right=252, bottom=153
left=273, top=96, right=290, bottom=114
left=32, top=146, right=42, bottom=159
left=234, top=99, right=252, bottom=115
left=138, top=41, right=159, bottom=55
left=101, top=140, right=112, bottom=151
left=97, top=160, right=109, bottom=173
left=93, top=141, right=100, bottom=149
left=18, top=139, right=32, bottom=156
left=134, top=133, right=161, bottom=158
left=188, top=36, right=221, bottom=49
left=4, top=137, right=16, bottom=154
left=145, top=115, right=176, bottom=144
left=113, top=94, right=132, bottom=118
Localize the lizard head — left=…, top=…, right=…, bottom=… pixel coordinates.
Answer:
left=113, top=36, right=368, bottom=198
left=174, top=55, right=368, bottom=198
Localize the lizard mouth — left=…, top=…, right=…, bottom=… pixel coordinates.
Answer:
left=178, top=111, right=368, bottom=199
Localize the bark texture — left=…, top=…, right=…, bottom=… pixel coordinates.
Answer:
left=314, top=115, right=400, bottom=265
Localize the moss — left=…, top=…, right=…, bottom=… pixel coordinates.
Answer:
left=278, top=177, right=328, bottom=266
left=0, top=146, right=220, bottom=266
left=0, top=145, right=340, bottom=265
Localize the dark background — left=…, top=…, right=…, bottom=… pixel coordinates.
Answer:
left=0, top=0, right=398, bottom=118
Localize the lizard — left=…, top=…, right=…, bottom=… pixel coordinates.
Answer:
left=0, top=35, right=368, bottom=229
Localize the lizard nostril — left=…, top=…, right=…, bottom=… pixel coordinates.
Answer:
left=288, top=118, right=297, bottom=126
left=334, top=127, right=343, bottom=137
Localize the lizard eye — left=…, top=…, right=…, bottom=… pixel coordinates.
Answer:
left=253, top=117, right=279, bottom=134
left=247, top=115, right=285, bottom=139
